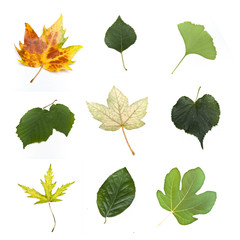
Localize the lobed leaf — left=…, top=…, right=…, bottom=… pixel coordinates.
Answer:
left=87, top=86, right=148, bottom=155
left=157, top=167, right=216, bottom=225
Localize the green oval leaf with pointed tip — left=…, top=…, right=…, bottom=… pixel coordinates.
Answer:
left=49, top=104, right=75, bottom=136
left=172, top=21, right=217, bottom=73
left=16, top=108, right=53, bottom=148
left=97, top=167, right=135, bottom=223
left=157, top=167, right=216, bottom=225
left=104, top=16, right=137, bottom=70
left=171, top=92, right=220, bottom=148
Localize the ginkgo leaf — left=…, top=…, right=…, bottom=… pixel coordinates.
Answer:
left=97, top=167, right=135, bottom=224
left=18, top=164, right=74, bottom=232
left=87, top=86, right=148, bottom=155
left=157, top=167, right=216, bottom=225
left=15, top=15, right=82, bottom=83
left=171, top=87, right=220, bottom=148
left=16, top=100, right=75, bottom=148
left=172, top=21, right=217, bottom=74
left=105, top=16, right=137, bottom=70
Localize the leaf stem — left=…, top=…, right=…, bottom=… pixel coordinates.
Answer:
left=171, top=54, right=186, bottom=74
left=121, top=52, right=127, bottom=71
left=104, top=218, right=107, bottom=224
left=48, top=202, right=56, bottom=232
left=43, top=99, right=57, bottom=109
left=194, top=86, right=201, bottom=103
left=157, top=211, right=173, bottom=227
left=121, top=125, right=135, bottom=155
left=30, top=65, right=43, bottom=83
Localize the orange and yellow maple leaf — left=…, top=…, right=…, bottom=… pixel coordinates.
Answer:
left=15, top=15, right=82, bottom=83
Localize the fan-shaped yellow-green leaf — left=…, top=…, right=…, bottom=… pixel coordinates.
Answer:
left=172, top=21, right=217, bottom=74
left=87, top=86, right=148, bottom=155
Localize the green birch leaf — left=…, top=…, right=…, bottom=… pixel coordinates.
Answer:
left=18, top=164, right=74, bottom=232
left=172, top=21, right=217, bottom=73
left=49, top=104, right=75, bottom=136
left=171, top=87, right=220, bottom=148
left=157, top=167, right=216, bottom=225
left=104, top=16, right=137, bottom=70
left=97, top=167, right=135, bottom=223
left=16, top=108, right=53, bottom=148
left=87, top=86, right=148, bottom=155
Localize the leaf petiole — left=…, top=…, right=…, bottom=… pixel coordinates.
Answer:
left=43, top=99, right=58, bottom=109
left=30, top=65, right=43, bottom=83
left=194, top=86, right=201, bottom=103
left=121, top=125, right=135, bottom=155
left=171, top=54, right=186, bottom=74
left=48, top=202, right=56, bottom=232
left=157, top=211, right=173, bottom=226
left=121, top=52, right=127, bottom=71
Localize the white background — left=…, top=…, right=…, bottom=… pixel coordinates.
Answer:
left=0, top=0, right=239, bottom=239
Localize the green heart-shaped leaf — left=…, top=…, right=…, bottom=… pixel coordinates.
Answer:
left=171, top=88, right=220, bottom=148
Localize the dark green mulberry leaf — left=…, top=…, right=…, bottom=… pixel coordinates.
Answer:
left=16, top=108, right=53, bottom=148
left=97, top=167, right=135, bottom=223
left=171, top=90, right=220, bottom=148
left=49, top=104, right=75, bottom=136
left=104, top=16, right=137, bottom=70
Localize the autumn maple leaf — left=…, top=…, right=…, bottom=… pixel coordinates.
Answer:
left=15, top=15, right=82, bottom=83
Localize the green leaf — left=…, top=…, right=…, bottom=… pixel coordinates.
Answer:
left=49, top=104, right=75, bottom=136
left=104, top=16, right=137, bottom=70
left=87, top=86, right=148, bottom=155
left=16, top=108, right=53, bottom=149
left=157, top=167, right=216, bottom=225
left=97, top=167, right=135, bottom=223
left=171, top=87, right=220, bottom=148
left=172, top=21, right=217, bottom=73
left=16, top=102, right=75, bottom=148
left=18, top=164, right=74, bottom=231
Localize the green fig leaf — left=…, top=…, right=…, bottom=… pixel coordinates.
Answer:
left=97, top=167, right=135, bottom=223
left=49, top=104, right=75, bottom=136
left=172, top=21, right=217, bottom=73
left=104, top=16, right=137, bottom=70
left=87, top=86, right=148, bottom=155
left=157, top=167, right=216, bottom=225
left=171, top=87, right=220, bottom=148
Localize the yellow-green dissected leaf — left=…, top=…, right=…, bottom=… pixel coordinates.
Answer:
left=18, top=164, right=74, bottom=231
left=18, top=184, right=47, bottom=204
left=87, top=86, right=148, bottom=155
left=15, top=15, right=82, bottom=82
